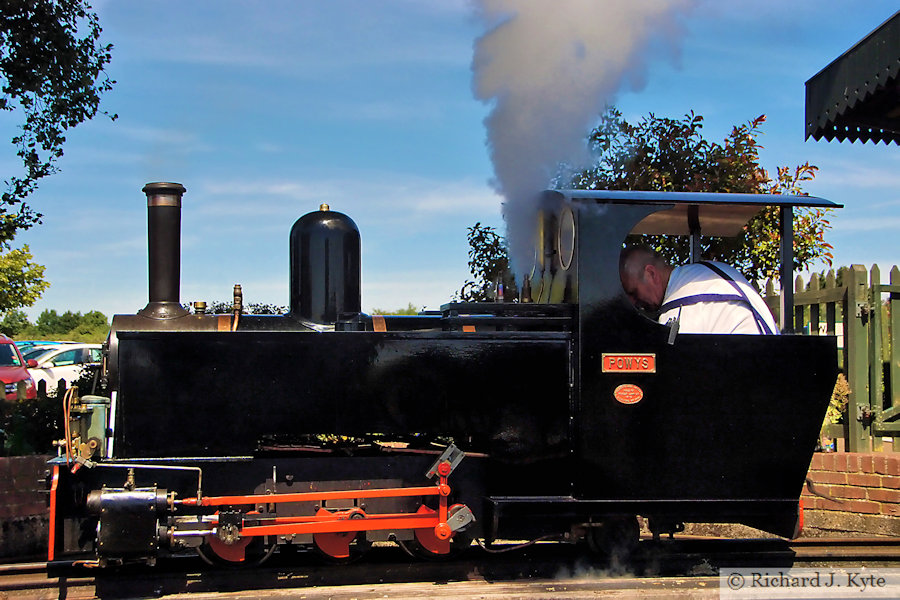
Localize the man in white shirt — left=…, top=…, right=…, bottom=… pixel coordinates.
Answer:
left=619, top=245, right=779, bottom=335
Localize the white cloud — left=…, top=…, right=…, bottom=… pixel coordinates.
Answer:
left=330, top=101, right=445, bottom=122
left=814, top=161, right=900, bottom=190
left=255, top=142, right=286, bottom=154
left=114, top=124, right=205, bottom=147
left=832, top=216, right=900, bottom=232
left=108, top=2, right=475, bottom=75
left=193, top=174, right=502, bottom=222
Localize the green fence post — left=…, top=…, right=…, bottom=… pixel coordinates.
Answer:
left=845, top=265, right=871, bottom=452
left=825, top=270, right=837, bottom=336
left=795, top=274, right=806, bottom=332
left=809, top=274, right=821, bottom=335
left=892, top=266, right=900, bottom=414
left=880, top=265, right=900, bottom=445
left=869, top=265, right=883, bottom=451
left=765, top=279, right=778, bottom=324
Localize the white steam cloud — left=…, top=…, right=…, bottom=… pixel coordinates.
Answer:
left=472, top=0, right=695, bottom=275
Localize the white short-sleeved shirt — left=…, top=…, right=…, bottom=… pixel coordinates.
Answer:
left=657, top=262, right=779, bottom=335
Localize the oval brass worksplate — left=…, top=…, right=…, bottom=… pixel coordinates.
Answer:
left=614, top=384, right=644, bottom=405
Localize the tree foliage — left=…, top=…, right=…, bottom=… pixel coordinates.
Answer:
left=2, top=307, right=109, bottom=341
left=1, top=0, right=115, bottom=246
left=36, top=307, right=80, bottom=333
left=0, top=308, right=28, bottom=336
left=456, top=222, right=516, bottom=302
left=192, top=301, right=288, bottom=315
left=460, top=109, right=834, bottom=296
left=371, top=303, right=420, bottom=315
left=1, top=390, right=59, bottom=455
left=561, top=108, right=833, bottom=282
left=0, top=244, right=49, bottom=312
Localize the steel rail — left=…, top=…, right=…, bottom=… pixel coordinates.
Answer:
left=3, top=537, right=898, bottom=597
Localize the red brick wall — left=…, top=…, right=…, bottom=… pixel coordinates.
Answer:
left=803, top=452, right=900, bottom=536
left=0, top=455, right=50, bottom=519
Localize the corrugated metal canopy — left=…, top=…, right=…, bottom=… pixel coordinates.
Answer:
left=805, top=10, right=900, bottom=144
left=560, top=190, right=840, bottom=237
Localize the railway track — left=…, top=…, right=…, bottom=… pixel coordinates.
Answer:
left=1, top=537, right=897, bottom=599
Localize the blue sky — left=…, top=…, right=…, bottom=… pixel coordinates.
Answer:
left=9, top=0, right=900, bottom=319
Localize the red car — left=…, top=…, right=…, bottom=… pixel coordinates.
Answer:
left=0, top=334, right=37, bottom=401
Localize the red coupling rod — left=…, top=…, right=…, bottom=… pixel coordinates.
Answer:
left=187, top=461, right=457, bottom=542
left=181, top=484, right=442, bottom=507
left=238, top=511, right=442, bottom=537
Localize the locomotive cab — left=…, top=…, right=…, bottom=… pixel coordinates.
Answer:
left=513, top=189, right=840, bottom=541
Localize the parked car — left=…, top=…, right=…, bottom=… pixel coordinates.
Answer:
left=22, top=345, right=64, bottom=361
left=0, top=335, right=37, bottom=400
left=14, top=340, right=76, bottom=354
left=14, top=340, right=50, bottom=354
left=27, top=344, right=103, bottom=390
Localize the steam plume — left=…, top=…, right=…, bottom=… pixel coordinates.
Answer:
left=472, top=0, right=695, bottom=275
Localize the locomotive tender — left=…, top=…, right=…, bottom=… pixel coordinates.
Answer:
left=49, top=182, right=840, bottom=566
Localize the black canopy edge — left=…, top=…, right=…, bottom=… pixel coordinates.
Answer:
left=805, top=10, right=900, bottom=145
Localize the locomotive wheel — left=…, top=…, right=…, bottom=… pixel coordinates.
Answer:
left=586, top=516, right=640, bottom=563
left=312, top=508, right=372, bottom=564
left=406, top=533, right=472, bottom=560
left=196, top=535, right=276, bottom=568
left=197, top=510, right=276, bottom=568
left=407, top=504, right=472, bottom=560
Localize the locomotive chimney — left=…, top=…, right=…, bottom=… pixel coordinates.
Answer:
left=138, top=182, right=189, bottom=320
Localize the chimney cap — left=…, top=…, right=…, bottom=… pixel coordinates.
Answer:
left=142, top=182, right=186, bottom=195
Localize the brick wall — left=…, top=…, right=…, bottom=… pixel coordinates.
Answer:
left=0, top=455, right=50, bottom=558
left=0, top=455, right=50, bottom=519
left=803, top=452, right=900, bottom=537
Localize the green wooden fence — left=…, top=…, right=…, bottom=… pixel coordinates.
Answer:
left=765, top=265, right=900, bottom=452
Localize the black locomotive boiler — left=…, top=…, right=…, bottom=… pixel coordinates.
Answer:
left=48, top=183, right=840, bottom=566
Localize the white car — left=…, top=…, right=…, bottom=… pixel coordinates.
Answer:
left=27, top=344, right=103, bottom=390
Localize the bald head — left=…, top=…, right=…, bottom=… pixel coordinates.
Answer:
left=619, top=245, right=673, bottom=311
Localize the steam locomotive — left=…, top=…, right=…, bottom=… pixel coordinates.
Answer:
left=48, top=182, right=840, bottom=567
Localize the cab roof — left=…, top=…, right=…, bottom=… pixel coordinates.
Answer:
left=556, top=189, right=841, bottom=237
